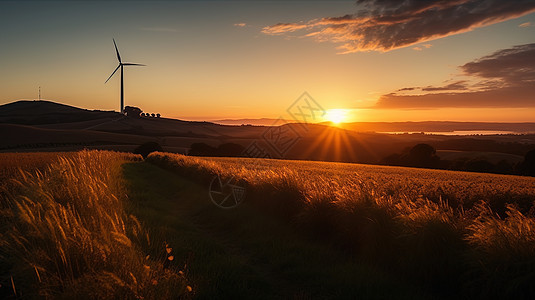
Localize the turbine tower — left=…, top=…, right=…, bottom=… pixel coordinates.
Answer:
left=105, top=39, right=145, bottom=114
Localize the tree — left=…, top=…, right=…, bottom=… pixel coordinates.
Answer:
left=410, top=143, right=436, bottom=158
left=156, top=113, right=161, bottom=118
left=151, top=113, right=155, bottom=117
left=124, top=106, right=142, bottom=118
left=407, top=143, right=440, bottom=168
left=133, top=142, right=163, bottom=159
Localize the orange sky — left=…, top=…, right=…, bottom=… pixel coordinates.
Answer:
left=1, top=1, right=534, bottom=122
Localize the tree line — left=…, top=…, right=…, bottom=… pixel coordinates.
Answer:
left=382, top=143, right=535, bottom=176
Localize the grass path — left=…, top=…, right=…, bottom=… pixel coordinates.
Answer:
left=122, top=162, right=430, bottom=299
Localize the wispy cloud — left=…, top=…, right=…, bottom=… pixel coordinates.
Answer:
left=234, top=23, right=247, bottom=27
left=263, top=0, right=535, bottom=53
left=140, top=27, right=178, bottom=33
left=263, top=22, right=308, bottom=34
left=421, top=81, right=469, bottom=92
left=519, top=21, right=533, bottom=27
left=413, top=44, right=432, bottom=51
left=375, top=43, right=535, bottom=108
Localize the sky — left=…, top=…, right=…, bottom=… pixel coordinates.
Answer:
left=1, top=0, right=534, bottom=122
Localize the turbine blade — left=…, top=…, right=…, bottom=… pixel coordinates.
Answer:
left=113, top=38, right=122, bottom=63
left=122, top=63, right=146, bottom=66
left=105, top=64, right=121, bottom=83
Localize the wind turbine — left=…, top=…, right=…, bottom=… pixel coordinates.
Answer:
left=105, top=39, right=145, bottom=114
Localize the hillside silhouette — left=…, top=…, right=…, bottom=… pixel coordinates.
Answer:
left=1, top=100, right=535, bottom=174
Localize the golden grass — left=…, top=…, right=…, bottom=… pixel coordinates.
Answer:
left=147, top=152, right=535, bottom=297
left=0, top=150, right=189, bottom=299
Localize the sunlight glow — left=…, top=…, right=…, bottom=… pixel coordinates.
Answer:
left=325, top=109, right=349, bottom=124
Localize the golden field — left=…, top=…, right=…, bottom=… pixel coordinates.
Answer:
left=147, top=152, right=535, bottom=298
left=2, top=149, right=535, bottom=298
left=0, top=151, right=189, bottom=299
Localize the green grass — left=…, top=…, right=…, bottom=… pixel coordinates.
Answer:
left=122, top=161, right=431, bottom=299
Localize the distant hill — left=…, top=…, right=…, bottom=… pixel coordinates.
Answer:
left=336, top=121, right=535, bottom=133
left=0, top=100, right=118, bottom=125
left=0, top=100, right=271, bottom=153
left=212, top=118, right=296, bottom=126
left=213, top=118, right=535, bottom=133
left=1, top=100, right=534, bottom=168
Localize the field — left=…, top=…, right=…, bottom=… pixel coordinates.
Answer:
left=2, top=150, right=535, bottom=299
left=147, top=152, right=535, bottom=299
left=0, top=151, right=190, bottom=299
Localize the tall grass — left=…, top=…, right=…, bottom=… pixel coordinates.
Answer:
left=147, top=152, right=535, bottom=298
left=0, top=150, right=189, bottom=299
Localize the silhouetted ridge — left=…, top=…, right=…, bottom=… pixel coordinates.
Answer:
left=0, top=100, right=118, bottom=125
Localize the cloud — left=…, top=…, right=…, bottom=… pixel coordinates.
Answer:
left=422, top=80, right=469, bottom=92
left=263, top=22, right=309, bottom=34
left=262, top=0, right=535, bottom=53
left=234, top=23, right=247, bottom=27
left=375, top=43, right=535, bottom=108
left=519, top=21, right=532, bottom=27
left=375, top=86, right=535, bottom=108
left=461, top=43, right=535, bottom=85
left=413, top=44, right=432, bottom=51
left=397, top=87, right=417, bottom=92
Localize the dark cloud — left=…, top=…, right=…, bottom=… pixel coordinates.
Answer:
left=375, top=86, right=535, bottom=108
left=461, top=43, right=535, bottom=85
left=262, top=0, right=535, bottom=53
left=422, top=81, right=469, bottom=92
left=397, top=87, right=417, bottom=92
left=375, top=43, right=535, bottom=108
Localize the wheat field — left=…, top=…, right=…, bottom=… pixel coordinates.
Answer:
left=147, top=152, right=535, bottom=298
left=2, top=150, right=534, bottom=298
left=0, top=150, right=189, bottom=299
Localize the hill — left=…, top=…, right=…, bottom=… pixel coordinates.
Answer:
left=337, top=121, right=535, bottom=134
left=0, top=100, right=118, bottom=124
left=215, top=118, right=535, bottom=133
left=0, top=100, right=402, bottom=161
left=1, top=100, right=535, bottom=171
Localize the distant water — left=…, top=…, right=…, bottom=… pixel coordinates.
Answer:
left=381, top=130, right=532, bottom=136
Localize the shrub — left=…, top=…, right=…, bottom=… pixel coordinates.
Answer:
left=134, top=142, right=164, bottom=159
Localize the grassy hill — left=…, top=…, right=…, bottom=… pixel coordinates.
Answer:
left=0, top=100, right=117, bottom=124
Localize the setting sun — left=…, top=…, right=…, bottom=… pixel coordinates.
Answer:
left=325, top=109, right=349, bottom=124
